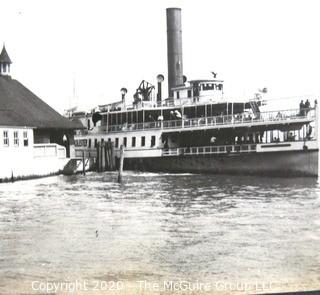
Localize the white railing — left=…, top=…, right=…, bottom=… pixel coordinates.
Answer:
left=99, top=108, right=315, bottom=134
left=33, top=143, right=66, bottom=159
left=162, top=144, right=257, bottom=156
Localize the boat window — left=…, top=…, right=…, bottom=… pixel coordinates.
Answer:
left=123, top=137, right=127, bottom=147
left=115, top=138, right=119, bottom=148
left=141, top=136, right=145, bottom=147
left=151, top=135, right=156, bottom=147
left=132, top=137, right=136, bottom=147
left=203, top=83, right=215, bottom=91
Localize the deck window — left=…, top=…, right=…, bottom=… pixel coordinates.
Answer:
left=3, top=131, right=9, bottom=146
left=115, top=138, right=119, bottom=148
left=141, top=136, right=145, bottom=147
left=23, top=131, right=28, bottom=147
left=123, top=137, right=127, bottom=147
left=151, top=135, right=156, bottom=147
left=132, top=137, right=136, bottom=147
left=14, top=131, right=19, bottom=147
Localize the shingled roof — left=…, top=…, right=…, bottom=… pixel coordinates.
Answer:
left=0, top=76, right=82, bottom=129
left=0, top=46, right=12, bottom=64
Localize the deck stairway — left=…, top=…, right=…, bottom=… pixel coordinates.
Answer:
left=62, top=158, right=82, bottom=175
left=250, top=100, right=261, bottom=118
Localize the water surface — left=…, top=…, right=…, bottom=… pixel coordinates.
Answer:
left=0, top=172, right=319, bottom=294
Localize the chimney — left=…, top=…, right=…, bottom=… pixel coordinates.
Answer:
left=166, top=8, right=184, bottom=98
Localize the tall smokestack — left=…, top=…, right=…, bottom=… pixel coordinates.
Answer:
left=166, top=8, right=184, bottom=98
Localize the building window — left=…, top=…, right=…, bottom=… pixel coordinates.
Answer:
left=123, top=137, right=127, bottom=147
left=3, top=130, right=9, bottom=146
left=101, top=138, right=104, bottom=144
left=14, top=131, right=19, bottom=146
left=88, top=138, right=91, bottom=148
left=108, top=138, right=111, bottom=142
left=115, top=138, right=119, bottom=148
left=94, top=138, right=98, bottom=148
left=187, top=90, right=192, bottom=98
left=87, top=119, right=91, bottom=130
left=151, top=135, right=156, bottom=147
left=176, top=91, right=180, bottom=99
left=141, top=136, right=145, bottom=147
left=23, top=131, right=28, bottom=147
left=132, top=137, right=136, bottom=147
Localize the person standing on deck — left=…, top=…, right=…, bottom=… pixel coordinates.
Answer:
left=305, top=99, right=311, bottom=115
left=299, top=100, right=305, bottom=116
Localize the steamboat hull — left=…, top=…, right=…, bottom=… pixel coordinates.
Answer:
left=124, top=149, right=319, bottom=177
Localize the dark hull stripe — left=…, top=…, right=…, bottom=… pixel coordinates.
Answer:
left=123, top=149, right=319, bottom=177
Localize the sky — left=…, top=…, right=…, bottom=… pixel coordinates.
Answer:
left=1, top=0, right=320, bottom=113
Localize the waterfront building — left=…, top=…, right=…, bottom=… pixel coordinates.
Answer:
left=0, top=45, right=81, bottom=180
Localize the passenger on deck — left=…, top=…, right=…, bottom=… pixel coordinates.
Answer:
left=287, top=132, right=296, bottom=141
left=299, top=100, right=305, bottom=116
left=276, top=112, right=283, bottom=119
left=305, top=99, right=311, bottom=114
left=306, top=124, right=313, bottom=140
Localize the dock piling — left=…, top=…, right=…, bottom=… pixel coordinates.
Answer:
left=118, top=145, right=124, bottom=183
left=82, top=150, right=86, bottom=175
left=95, top=141, right=117, bottom=172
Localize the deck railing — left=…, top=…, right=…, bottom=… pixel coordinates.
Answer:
left=33, top=143, right=66, bottom=159
left=162, top=144, right=257, bottom=156
left=91, top=108, right=315, bottom=134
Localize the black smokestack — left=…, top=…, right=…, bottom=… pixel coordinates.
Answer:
left=166, top=8, right=184, bottom=98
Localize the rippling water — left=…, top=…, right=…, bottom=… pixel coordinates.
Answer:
left=0, top=172, right=319, bottom=294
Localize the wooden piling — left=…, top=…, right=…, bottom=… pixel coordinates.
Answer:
left=82, top=150, right=86, bottom=175
left=96, top=142, right=100, bottom=172
left=111, top=142, right=115, bottom=170
left=105, top=141, right=110, bottom=170
left=101, top=143, right=106, bottom=172
left=95, top=141, right=117, bottom=172
left=118, top=145, right=124, bottom=183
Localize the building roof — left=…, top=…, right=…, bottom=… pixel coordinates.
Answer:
left=0, top=76, right=82, bottom=129
left=0, top=46, right=12, bottom=64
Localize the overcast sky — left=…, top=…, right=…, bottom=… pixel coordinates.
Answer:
left=1, top=0, right=320, bottom=113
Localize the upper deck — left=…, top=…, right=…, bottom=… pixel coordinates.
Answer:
left=87, top=107, right=315, bottom=135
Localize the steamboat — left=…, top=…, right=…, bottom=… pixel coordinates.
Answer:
left=73, top=8, right=319, bottom=177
